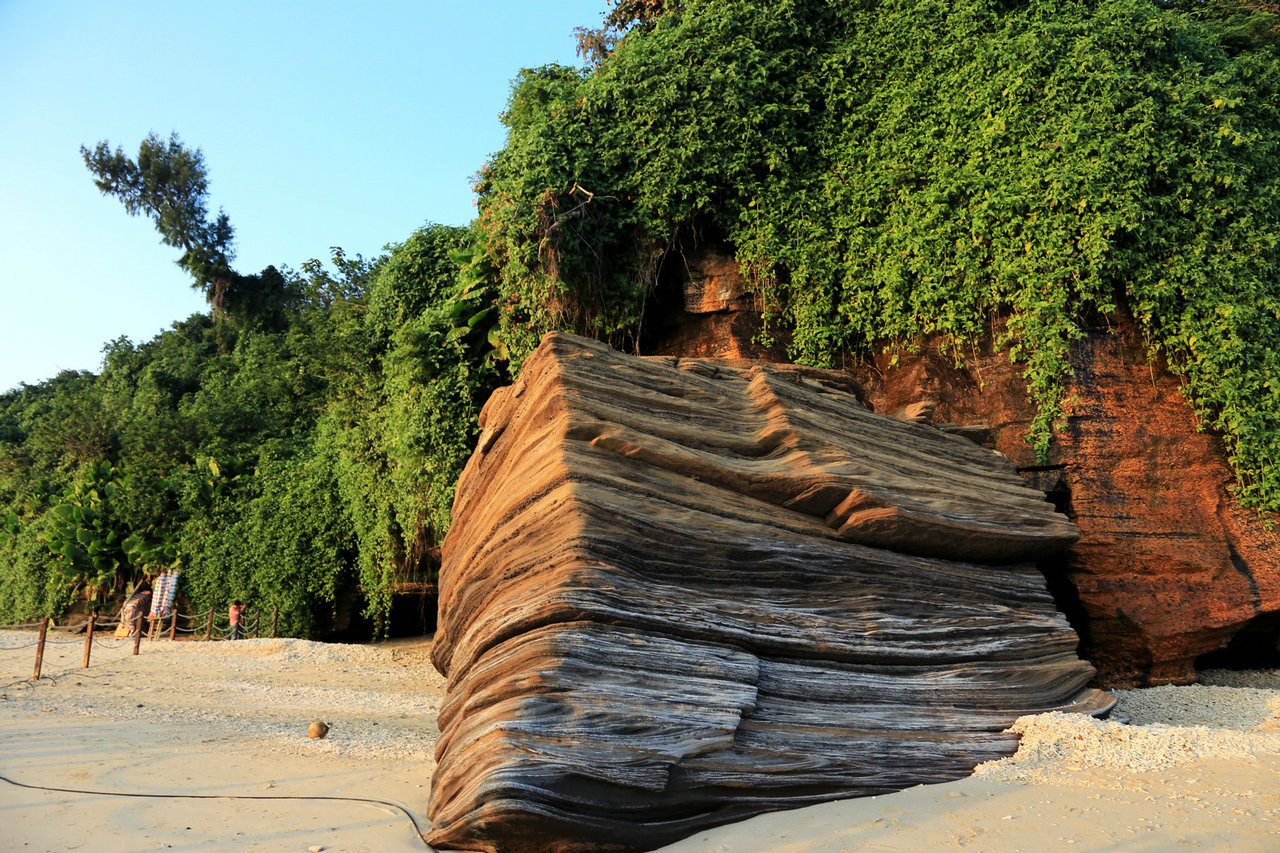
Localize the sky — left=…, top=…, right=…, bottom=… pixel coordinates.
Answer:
left=0, top=0, right=605, bottom=393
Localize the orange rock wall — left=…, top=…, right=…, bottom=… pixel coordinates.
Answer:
left=645, top=242, right=789, bottom=361
left=851, top=320, right=1280, bottom=687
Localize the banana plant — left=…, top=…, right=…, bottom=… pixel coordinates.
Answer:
left=41, top=461, right=130, bottom=612
left=445, top=242, right=509, bottom=367
left=123, top=527, right=182, bottom=575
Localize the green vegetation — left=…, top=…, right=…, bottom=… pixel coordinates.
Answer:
left=479, top=0, right=1280, bottom=509
left=0, top=220, right=503, bottom=634
left=3, top=0, right=1278, bottom=633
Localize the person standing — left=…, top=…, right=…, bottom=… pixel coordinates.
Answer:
left=229, top=600, right=247, bottom=640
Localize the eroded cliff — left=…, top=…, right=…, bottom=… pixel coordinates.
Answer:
left=645, top=245, right=1280, bottom=687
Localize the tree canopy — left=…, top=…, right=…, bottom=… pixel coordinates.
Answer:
left=82, top=133, right=296, bottom=325
left=0, top=223, right=503, bottom=634
left=83, top=133, right=236, bottom=310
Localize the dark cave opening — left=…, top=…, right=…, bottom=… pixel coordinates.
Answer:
left=1030, top=470, right=1092, bottom=657
left=1195, top=611, right=1280, bottom=671
left=320, top=586, right=438, bottom=643
left=387, top=589, right=438, bottom=637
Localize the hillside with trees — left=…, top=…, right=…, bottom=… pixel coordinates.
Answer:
left=2, top=0, right=1277, bottom=636
left=0, top=152, right=503, bottom=634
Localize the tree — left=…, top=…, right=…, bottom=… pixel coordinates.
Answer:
left=575, top=0, right=682, bottom=63
left=82, top=131, right=292, bottom=329
left=82, top=132, right=237, bottom=316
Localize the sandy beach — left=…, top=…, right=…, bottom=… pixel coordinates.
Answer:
left=2, top=630, right=1278, bottom=852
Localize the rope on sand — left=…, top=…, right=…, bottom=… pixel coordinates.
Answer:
left=0, top=772, right=431, bottom=848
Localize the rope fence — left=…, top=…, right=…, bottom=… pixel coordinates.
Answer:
left=0, top=605, right=279, bottom=688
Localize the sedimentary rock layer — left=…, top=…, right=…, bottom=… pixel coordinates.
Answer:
left=429, top=333, right=1108, bottom=853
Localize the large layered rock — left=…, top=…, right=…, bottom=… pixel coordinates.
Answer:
left=429, top=333, right=1109, bottom=853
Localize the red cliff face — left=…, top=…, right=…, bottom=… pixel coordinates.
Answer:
left=852, top=319, right=1280, bottom=687
left=646, top=246, right=1280, bottom=687
left=645, top=242, right=789, bottom=361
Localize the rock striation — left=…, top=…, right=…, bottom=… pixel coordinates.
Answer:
left=429, top=333, right=1111, bottom=853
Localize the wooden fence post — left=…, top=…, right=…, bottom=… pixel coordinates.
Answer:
left=271, top=605, right=278, bottom=639
left=132, top=614, right=143, bottom=655
left=33, top=617, right=49, bottom=680
left=204, top=606, right=214, bottom=641
left=82, top=613, right=96, bottom=669
left=169, top=611, right=178, bottom=641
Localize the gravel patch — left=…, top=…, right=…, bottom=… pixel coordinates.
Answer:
left=974, top=669, right=1280, bottom=785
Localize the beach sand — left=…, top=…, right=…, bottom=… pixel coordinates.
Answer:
left=2, top=630, right=1277, bottom=852
left=1, top=632, right=440, bottom=853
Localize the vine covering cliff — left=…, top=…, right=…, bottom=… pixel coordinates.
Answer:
left=476, top=0, right=1280, bottom=513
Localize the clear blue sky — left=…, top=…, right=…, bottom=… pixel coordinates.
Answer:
left=0, top=0, right=604, bottom=392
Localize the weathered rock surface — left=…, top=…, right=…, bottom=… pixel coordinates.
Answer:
left=638, top=247, right=1280, bottom=687
left=429, top=333, right=1109, bottom=853
left=644, top=242, right=788, bottom=360
left=850, top=315, right=1280, bottom=687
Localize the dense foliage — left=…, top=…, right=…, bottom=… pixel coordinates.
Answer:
left=4, top=0, right=1279, bottom=634
left=478, top=0, right=1280, bottom=511
left=0, top=225, right=504, bottom=633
